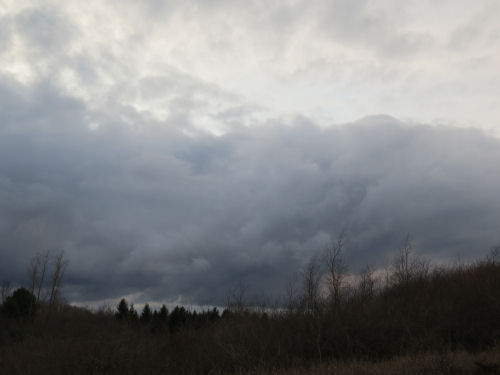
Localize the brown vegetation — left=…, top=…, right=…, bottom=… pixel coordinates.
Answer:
left=1, top=243, right=500, bottom=374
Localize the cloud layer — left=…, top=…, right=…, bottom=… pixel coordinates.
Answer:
left=1, top=1, right=500, bottom=305
left=1, top=0, right=500, bottom=129
left=1, top=76, right=500, bottom=305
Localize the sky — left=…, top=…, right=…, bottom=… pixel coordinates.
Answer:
left=1, top=0, right=500, bottom=307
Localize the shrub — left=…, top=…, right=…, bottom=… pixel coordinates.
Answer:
left=2, top=287, right=36, bottom=318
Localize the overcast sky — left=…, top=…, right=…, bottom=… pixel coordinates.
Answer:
left=1, top=0, right=500, bottom=307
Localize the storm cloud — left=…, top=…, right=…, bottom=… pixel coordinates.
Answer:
left=1, top=76, right=500, bottom=305
left=1, top=1, right=500, bottom=306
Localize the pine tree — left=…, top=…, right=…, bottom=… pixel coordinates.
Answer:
left=169, top=306, right=187, bottom=333
left=129, top=304, right=138, bottom=321
left=140, top=303, right=152, bottom=323
left=158, top=304, right=168, bottom=322
left=116, top=298, right=129, bottom=320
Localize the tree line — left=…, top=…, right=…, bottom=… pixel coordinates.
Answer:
left=2, top=238, right=500, bottom=374
left=114, top=298, right=221, bottom=333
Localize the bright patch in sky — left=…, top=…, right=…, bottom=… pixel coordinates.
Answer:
left=1, top=0, right=499, bottom=132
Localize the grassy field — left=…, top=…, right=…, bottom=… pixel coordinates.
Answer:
left=250, top=348, right=500, bottom=375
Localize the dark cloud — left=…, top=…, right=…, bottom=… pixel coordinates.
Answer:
left=0, top=0, right=497, bottom=308
left=1, top=77, right=500, bottom=306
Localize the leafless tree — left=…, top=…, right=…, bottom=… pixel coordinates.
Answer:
left=27, top=250, right=69, bottom=316
left=284, top=272, right=300, bottom=313
left=300, top=256, right=322, bottom=315
left=31, top=250, right=50, bottom=303
left=48, top=251, right=69, bottom=314
left=357, top=265, right=375, bottom=299
left=226, top=281, right=249, bottom=314
left=487, top=245, right=500, bottom=264
left=323, top=234, right=347, bottom=306
left=389, top=234, right=429, bottom=286
left=1, top=280, right=12, bottom=304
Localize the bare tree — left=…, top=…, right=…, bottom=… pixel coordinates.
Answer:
left=226, top=281, right=249, bottom=314
left=28, top=250, right=51, bottom=315
left=27, top=250, right=69, bottom=317
left=300, top=256, right=322, bottom=315
left=390, top=234, right=429, bottom=286
left=323, top=234, right=347, bottom=306
left=29, top=250, right=51, bottom=304
left=1, top=280, right=12, bottom=304
left=284, top=272, right=300, bottom=313
left=29, top=258, right=38, bottom=297
left=487, top=245, right=500, bottom=265
left=357, top=265, right=375, bottom=299
left=47, top=251, right=69, bottom=314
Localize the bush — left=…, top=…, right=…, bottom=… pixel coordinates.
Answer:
left=2, top=287, right=36, bottom=318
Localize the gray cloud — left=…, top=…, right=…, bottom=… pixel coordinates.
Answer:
left=2, top=0, right=500, bottom=130
left=314, top=0, right=432, bottom=58
left=1, top=0, right=500, bottom=306
left=13, top=5, right=75, bottom=54
left=1, top=75, right=500, bottom=306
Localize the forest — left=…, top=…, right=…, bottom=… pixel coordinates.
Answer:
left=1, top=239, right=500, bottom=374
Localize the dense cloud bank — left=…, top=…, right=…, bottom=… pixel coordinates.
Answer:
left=1, top=79, right=500, bottom=306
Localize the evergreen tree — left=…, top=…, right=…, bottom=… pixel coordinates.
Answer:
left=129, top=304, right=138, bottom=321
left=2, top=287, right=36, bottom=318
left=116, top=298, right=129, bottom=320
left=140, top=303, right=152, bottom=323
left=158, top=304, right=168, bottom=322
left=169, top=306, right=188, bottom=333
left=210, top=307, right=220, bottom=322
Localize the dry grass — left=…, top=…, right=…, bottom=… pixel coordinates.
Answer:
left=242, top=347, right=500, bottom=375
left=3, top=259, right=500, bottom=374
